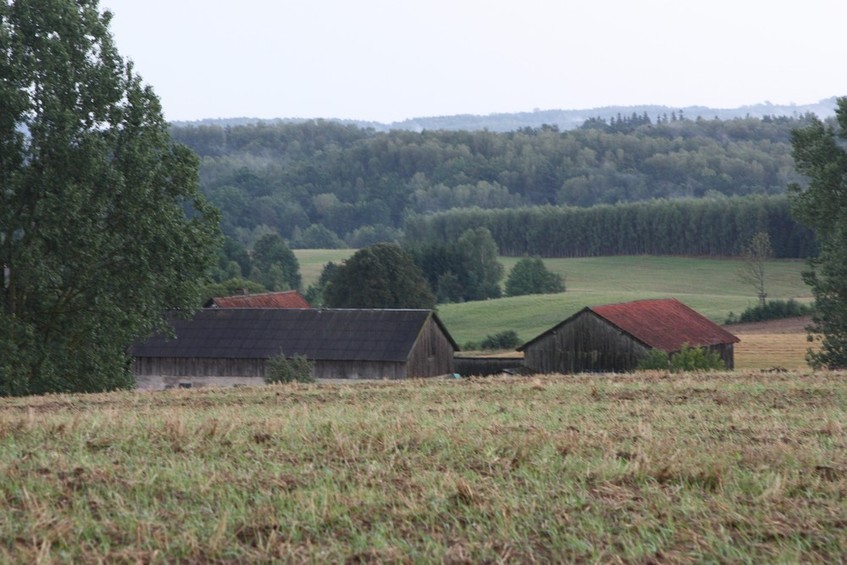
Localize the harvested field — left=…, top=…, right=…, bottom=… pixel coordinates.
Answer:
left=1, top=372, right=845, bottom=562
left=729, top=316, right=817, bottom=370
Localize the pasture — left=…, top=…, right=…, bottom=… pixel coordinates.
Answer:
left=1, top=373, right=845, bottom=562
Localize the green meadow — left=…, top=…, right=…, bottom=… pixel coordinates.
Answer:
left=294, top=250, right=810, bottom=346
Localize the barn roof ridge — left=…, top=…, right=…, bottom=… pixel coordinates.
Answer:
left=518, top=298, right=738, bottom=353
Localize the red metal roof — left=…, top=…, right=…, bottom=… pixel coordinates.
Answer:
left=590, top=298, right=739, bottom=352
left=208, top=291, right=310, bottom=309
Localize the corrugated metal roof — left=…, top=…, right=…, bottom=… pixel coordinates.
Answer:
left=132, top=308, right=458, bottom=362
left=206, top=291, right=311, bottom=309
left=590, top=298, right=739, bottom=351
left=519, top=298, right=739, bottom=353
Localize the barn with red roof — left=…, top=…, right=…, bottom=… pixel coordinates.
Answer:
left=518, top=298, right=739, bottom=374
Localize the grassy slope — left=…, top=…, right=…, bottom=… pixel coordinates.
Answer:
left=444, top=256, right=810, bottom=344
left=293, top=251, right=810, bottom=345
left=2, top=373, right=845, bottom=562
left=293, top=249, right=355, bottom=288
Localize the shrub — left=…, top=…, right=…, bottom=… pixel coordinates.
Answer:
left=480, top=330, right=521, bottom=350
left=505, top=257, right=565, bottom=297
left=724, top=299, right=813, bottom=324
left=264, top=354, right=315, bottom=384
left=637, top=344, right=724, bottom=372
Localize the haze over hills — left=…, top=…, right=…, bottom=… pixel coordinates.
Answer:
left=171, top=97, right=840, bottom=133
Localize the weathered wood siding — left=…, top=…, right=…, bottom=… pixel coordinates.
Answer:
left=133, top=357, right=266, bottom=378
left=314, top=360, right=405, bottom=380
left=454, top=356, right=524, bottom=377
left=523, top=312, right=651, bottom=374
left=405, top=316, right=456, bottom=377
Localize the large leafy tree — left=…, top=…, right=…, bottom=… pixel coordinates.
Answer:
left=789, top=97, right=847, bottom=369
left=323, top=243, right=435, bottom=309
left=0, top=0, right=220, bottom=395
left=505, top=257, right=565, bottom=297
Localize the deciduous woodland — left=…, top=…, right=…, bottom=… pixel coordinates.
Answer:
left=171, top=115, right=816, bottom=256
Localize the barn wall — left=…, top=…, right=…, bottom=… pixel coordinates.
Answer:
left=405, top=316, right=455, bottom=377
left=133, top=357, right=266, bottom=377
left=523, top=312, right=651, bottom=374
left=454, top=356, right=524, bottom=377
left=314, top=360, right=405, bottom=380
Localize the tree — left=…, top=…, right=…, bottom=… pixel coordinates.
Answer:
left=789, top=97, right=847, bottom=369
left=737, top=231, right=772, bottom=307
left=457, top=227, right=504, bottom=300
left=0, top=1, right=220, bottom=395
left=252, top=233, right=301, bottom=291
left=323, top=243, right=435, bottom=309
left=505, top=257, right=565, bottom=296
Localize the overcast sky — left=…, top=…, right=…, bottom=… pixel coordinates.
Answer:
left=103, top=0, right=847, bottom=123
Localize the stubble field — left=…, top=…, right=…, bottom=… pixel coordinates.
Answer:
left=1, top=372, right=845, bottom=562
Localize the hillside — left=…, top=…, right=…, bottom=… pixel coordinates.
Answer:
left=172, top=97, right=839, bottom=133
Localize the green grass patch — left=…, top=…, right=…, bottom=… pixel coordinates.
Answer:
left=293, top=248, right=355, bottom=288
left=1, top=373, right=845, bottom=562
left=445, top=256, right=810, bottom=344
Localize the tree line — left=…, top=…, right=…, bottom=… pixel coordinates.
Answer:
left=404, top=195, right=815, bottom=259
left=170, top=115, right=814, bottom=249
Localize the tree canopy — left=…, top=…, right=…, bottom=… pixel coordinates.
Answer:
left=505, top=257, right=565, bottom=297
left=323, top=244, right=436, bottom=309
left=0, top=0, right=220, bottom=395
left=790, top=97, right=847, bottom=369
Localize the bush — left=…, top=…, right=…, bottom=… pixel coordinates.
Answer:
left=505, top=257, right=565, bottom=297
left=480, top=330, right=521, bottom=350
left=264, top=354, right=315, bottom=384
left=724, top=299, right=813, bottom=324
left=636, top=344, right=724, bottom=372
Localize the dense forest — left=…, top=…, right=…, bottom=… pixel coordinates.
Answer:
left=172, top=113, right=814, bottom=254
left=171, top=114, right=824, bottom=292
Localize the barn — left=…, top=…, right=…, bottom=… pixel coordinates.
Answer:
left=518, top=298, right=740, bottom=374
left=204, top=290, right=310, bottom=309
left=131, top=308, right=459, bottom=389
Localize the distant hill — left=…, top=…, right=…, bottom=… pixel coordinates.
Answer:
left=171, top=97, right=839, bottom=133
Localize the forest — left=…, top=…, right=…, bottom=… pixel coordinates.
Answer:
left=171, top=113, right=815, bottom=254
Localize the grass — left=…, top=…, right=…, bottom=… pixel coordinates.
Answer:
left=292, top=248, right=355, bottom=288
left=442, top=256, right=810, bottom=345
left=735, top=333, right=817, bottom=370
left=1, top=373, right=845, bottom=562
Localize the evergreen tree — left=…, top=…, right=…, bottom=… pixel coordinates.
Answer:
left=789, top=97, right=847, bottom=369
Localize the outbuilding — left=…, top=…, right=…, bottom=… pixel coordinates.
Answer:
left=131, top=308, right=459, bottom=389
left=518, top=298, right=739, bottom=374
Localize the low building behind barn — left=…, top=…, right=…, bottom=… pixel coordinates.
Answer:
left=131, top=308, right=458, bottom=389
left=518, top=298, right=739, bottom=374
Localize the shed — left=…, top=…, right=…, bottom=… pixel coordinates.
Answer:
left=204, top=290, right=310, bottom=309
left=518, top=298, right=740, bottom=374
left=131, top=308, right=459, bottom=389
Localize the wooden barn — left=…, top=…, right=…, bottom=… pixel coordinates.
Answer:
left=131, top=308, right=458, bottom=389
left=518, top=298, right=740, bottom=374
left=204, top=290, right=310, bottom=309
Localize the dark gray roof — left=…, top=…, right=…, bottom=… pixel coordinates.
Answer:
left=132, top=308, right=458, bottom=362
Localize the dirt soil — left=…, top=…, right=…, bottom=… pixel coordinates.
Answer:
left=723, top=316, right=810, bottom=335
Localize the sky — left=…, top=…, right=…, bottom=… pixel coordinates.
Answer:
left=103, top=0, right=847, bottom=124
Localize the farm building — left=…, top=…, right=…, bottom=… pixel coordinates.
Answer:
left=204, top=290, right=310, bottom=309
left=518, top=298, right=740, bottom=374
left=131, top=308, right=458, bottom=389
